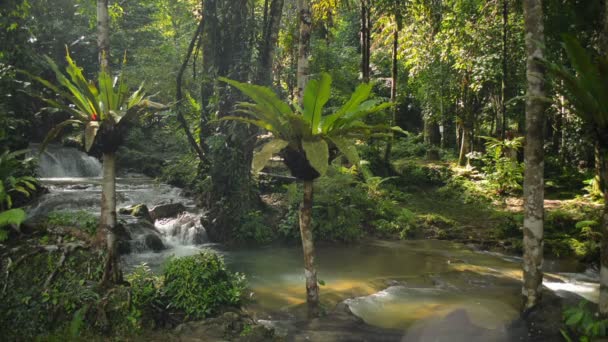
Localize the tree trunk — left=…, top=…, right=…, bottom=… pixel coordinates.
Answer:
left=200, top=0, right=259, bottom=242
left=177, top=18, right=206, bottom=162
left=100, top=153, right=121, bottom=285
left=599, top=149, right=608, bottom=314
left=522, top=0, right=547, bottom=312
left=458, top=123, right=470, bottom=166
left=384, top=20, right=399, bottom=164
left=296, top=0, right=312, bottom=103
left=501, top=0, right=508, bottom=140
left=257, top=0, right=285, bottom=85
left=97, top=0, right=110, bottom=71
left=299, top=180, right=319, bottom=317
left=360, top=0, right=370, bottom=82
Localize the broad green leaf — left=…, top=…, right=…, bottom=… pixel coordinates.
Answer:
left=322, top=83, right=372, bottom=133
left=302, top=138, right=329, bottom=176
left=303, top=73, right=331, bottom=134
left=565, top=311, right=583, bottom=326
left=219, top=116, right=274, bottom=131
left=84, top=121, right=100, bottom=152
left=252, top=139, right=288, bottom=174
left=0, top=208, right=26, bottom=228
left=328, top=136, right=360, bottom=166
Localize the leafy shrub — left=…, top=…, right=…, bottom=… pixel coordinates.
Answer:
left=479, top=137, right=524, bottom=195
left=562, top=301, right=608, bottom=341
left=278, top=169, right=371, bottom=242
left=163, top=252, right=246, bottom=320
left=46, top=210, right=98, bottom=235
left=236, top=210, right=275, bottom=244
left=126, top=264, right=162, bottom=330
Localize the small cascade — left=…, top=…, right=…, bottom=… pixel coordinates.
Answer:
left=26, top=144, right=208, bottom=256
left=32, top=144, right=102, bottom=178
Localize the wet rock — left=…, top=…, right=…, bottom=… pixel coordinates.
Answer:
left=114, top=223, right=132, bottom=240
left=119, top=204, right=153, bottom=222
left=404, top=309, right=511, bottom=342
left=117, top=240, right=131, bottom=255
left=172, top=310, right=276, bottom=342
left=144, top=234, right=165, bottom=252
left=150, top=203, right=186, bottom=221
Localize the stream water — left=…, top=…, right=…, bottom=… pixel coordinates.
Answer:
left=27, top=145, right=601, bottom=335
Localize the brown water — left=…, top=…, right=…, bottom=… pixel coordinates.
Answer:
left=221, top=239, right=595, bottom=332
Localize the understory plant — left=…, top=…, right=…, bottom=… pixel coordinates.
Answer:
left=163, top=251, right=246, bottom=320
left=480, top=136, right=524, bottom=195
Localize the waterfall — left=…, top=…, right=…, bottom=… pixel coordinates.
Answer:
left=27, top=144, right=208, bottom=255
left=33, top=144, right=102, bottom=178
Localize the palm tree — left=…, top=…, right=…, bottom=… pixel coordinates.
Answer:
left=220, top=73, right=394, bottom=316
left=26, top=50, right=165, bottom=285
left=544, top=36, right=608, bottom=314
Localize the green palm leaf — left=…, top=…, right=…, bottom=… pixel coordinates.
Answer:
left=303, top=72, right=331, bottom=134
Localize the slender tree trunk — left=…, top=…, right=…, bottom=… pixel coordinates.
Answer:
left=360, top=0, right=370, bottom=82
left=384, top=20, right=399, bottom=164
left=300, top=180, right=319, bottom=317
left=296, top=0, right=312, bottom=103
left=100, top=153, right=121, bottom=284
left=257, top=0, right=285, bottom=85
left=458, top=124, right=469, bottom=166
left=501, top=0, right=508, bottom=140
left=522, top=0, right=547, bottom=312
left=177, top=18, right=206, bottom=162
left=599, top=149, right=608, bottom=314
left=97, top=0, right=110, bottom=71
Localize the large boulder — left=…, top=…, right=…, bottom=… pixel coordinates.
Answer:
left=150, top=203, right=186, bottom=221
left=144, top=234, right=165, bottom=252
left=119, top=204, right=153, bottom=223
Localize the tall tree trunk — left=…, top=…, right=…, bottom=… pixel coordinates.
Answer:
left=300, top=180, right=319, bottom=317
left=384, top=20, right=399, bottom=164
left=177, top=18, right=206, bottom=162
left=501, top=0, right=508, bottom=140
left=360, top=0, right=370, bottom=82
left=296, top=0, right=319, bottom=317
left=257, top=0, right=285, bottom=85
left=200, top=0, right=258, bottom=242
left=100, top=153, right=121, bottom=284
left=296, top=0, right=312, bottom=102
left=600, top=149, right=608, bottom=314
left=522, top=0, right=547, bottom=312
left=97, top=0, right=110, bottom=71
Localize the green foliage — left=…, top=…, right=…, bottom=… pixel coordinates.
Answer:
left=480, top=137, right=524, bottom=195
left=46, top=210, right=98, bottom=235
left=26, top=49, right=164, bottom=152
left=163, top=251, right=246, bottom=320
left=125, top=264, right=162, bottom=330
left=561, top=301, right=608, bottom=341
left=0, top=149, right=38, bottom=209
left=235, top=210, right=274, bottom=244
left=0, top=208, right=25, bottom=241
left=220, top=73, right=395, bottom=178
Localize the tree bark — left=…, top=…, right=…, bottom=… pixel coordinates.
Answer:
left=384, top=20, right=399, bottom=164
left=200, top=0, right=259, bottom=243
left=522, top=0, right=547, bottom=312
left=600, top=149, right=608, bottom=314
left=458, top=123, right=470, bottom=166
left=300, top=180, right=319, bottom=317
left=360, top=0, right=370, bottom=82
left=177, top=18, right=206, bottom=162
left=257, top=0, right=285, bottom=86
left=296, top=0, right=312, bottom=103
left=100, top=153, right=121, bottom=285
left=97, top=0, right=110, bottom=71
left=501, top=0, right=508, bottom=140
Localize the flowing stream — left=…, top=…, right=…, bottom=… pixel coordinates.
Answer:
left=27, top=145, right=601, bottom=335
